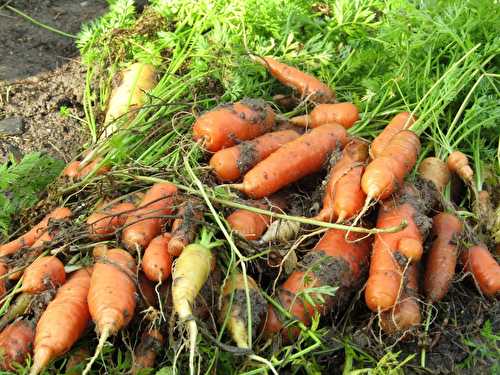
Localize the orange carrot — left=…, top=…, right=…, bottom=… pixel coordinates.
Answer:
left=255, top=56, right=335, bottom=103
left=234, top=123, right=348, bottom=199
left=447, top=150, right=473, bottom=184
left=0, top=262, right=7, bottom=298
left=131, top=328, right=164, bottom=375
left=370, top=112, right=416, bottom=159
left=462, top=244, right=500, bottom=297
left=84, top=249, right=137, bottom=374
left=0, top=319, right=35, bottom=370
left=264, top=229, right=371, bottom=340
left=138, top=273, right=159, bottom=308
left=192, top=99, right=275, bottom=152
left=20, top=256, right=66, bottom=294
left=209, top=130, right=300, bottom=181
left=168, top=199, right=203, bottom=256
left=122, top=183, right=177, bottom=251
left=361, top=130, right=420, bottom=202
left=315, top=139, right=369, bottom=222
left=0, top=207, right=72, bottom=257
left=418, top=157, right=450, bottom=193
left=380, top=263, right=421, bottom=334
left=87, top=201, right=136, bottom=239
left=29, top=268, right=92, bottom=375
left=424, top=213, right=462, bottom=302
left=289, top=103, right=359, bottom=129
left=142, top=233, right=173, bottom=282
left=62, top=161, right=81, bottom=180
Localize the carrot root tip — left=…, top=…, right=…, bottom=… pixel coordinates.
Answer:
left=82, top=327, right=110, bottom=375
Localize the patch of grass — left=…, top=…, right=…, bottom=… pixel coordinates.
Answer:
left=461, top=320, right=500, bottom=373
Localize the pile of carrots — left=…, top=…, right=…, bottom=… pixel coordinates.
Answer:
left=0, top=56, right=498, bottom=375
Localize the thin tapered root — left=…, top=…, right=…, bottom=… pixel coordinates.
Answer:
left=82, top=327, right=110, bottom=375
left=188, top=319, right=198, bottom=375
left=249, top=354, right=279, bottom=375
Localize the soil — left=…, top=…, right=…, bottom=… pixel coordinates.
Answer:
left=0, top=0, right=108, bottom=162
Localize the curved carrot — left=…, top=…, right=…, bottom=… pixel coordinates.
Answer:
left=0, top=319, right=35, bottom=370
left=418, top=157, right=450, bottom=192
left=234, top=123, right=348, bottom=199
left=424, top=213, right=462, bottom=302
left=20, top=256, right=66, bottom=294
left=192, top=99, right=275, bottom=152
left=87, top=201, right=136, bottom=239
left=289, top=103, right=359, bottom=129
left=315, top=139, right=369, bottom=222
left=209, top=130, right=300, bottom=181
left=0, top=207, right=72, bottom=257
left=447, top=150, right=473, bottom=184
left=131, top=328, right=164, bottom=375
left=370, top=112, right=416, bottom=159
left=168, top=199, right=203, bottom=256
left=29, top=268, right=92, bottom=375
left=142, top=233, right=173, bottom=282
left=84, top=249, right=137, bottom=374
left=462, top=244, right=500, bottom=296
left=255, top=56, right=335, bottom=103
left=122, top=183, right=177, bottom=251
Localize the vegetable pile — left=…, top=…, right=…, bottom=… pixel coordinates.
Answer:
left=0, top=0, right=499, bottom=374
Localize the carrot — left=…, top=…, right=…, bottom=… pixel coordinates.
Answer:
left=418, top=157, right=451, bottom=192
left=370, top=112, right=416, bottom=159
left=447, top=150, right=473, bottom=184
left=0, top=207, right=72, bottom=257
left=168, top=199, right=203, bottom=256
left=0, top=319, right=35, bottom=370
left=233, top=123, right=348, bottom=199
left=64, top=346, right=91, bottom=375
left=209, top=130, right=300, bottom=181
left=29, top=268, right=92, bottom=375
left=87, top=201, right=136, bottom=239
left=264, top=229, right=371, bottom=340
left=361, top=130, right=420, bottom=203
left=192, top=99, right=275, bottom=152
left=172, top=229, right=216, bottom=375
left=122, top=182, right=177, bottom=251
left=315, top=139, right=369, bottom=223
left=20, top=256, right=66, bottom=294
left=62, top=157, right=110, bottom=180
left=131, top=328, right=164, bottom=375
left=254, top=56, right=335, bottom=103
left=220, top=273, right=266, bottom=349
left=423, top=213, right=462, bottom=302
left=0, top=262, right=7, bottom=298
left=380, top=263, right=421, bottom=334
left=142, top=233, right=173, bottom=282
left=138, top=273, right=159, bottom=309
left=289, top=103, right=359, bottom=129
left=0, top=293, right=33, bottom=332
left=62, top=161, right=81, bottom=180
left=83, top=249, right=137, bottom=374
left=462, top=244, right=500, bottom=297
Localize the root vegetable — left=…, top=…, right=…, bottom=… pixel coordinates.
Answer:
left=370, top=112, right=416, bottom=159
left=0, top=262, right=7, bottom=298
left=168, top=199, right=203, bottom=256
left=462, top=244, right=500, bottom=297
left=424, top=213, right=462, bottom=302
left=84, top=249, right=137, bottom=374
left=131, top=328, right=164, bottom=375
left=418, top=157, right=450, bottom=192
left=234, top=123, right=348, bottom=199
left=0, top=207, right=72, bottom=257
left=254, top=56, right=335, bottom=103
left=209, top=130, right=300, bottom=181
left=142, top=233, right=173, bottom=282
left=62, top=158, right=110, bottom=180
left=0, top=319, right=34, bottom=370
left=260, top=219, right=301, bottom=243
left=20, top=256, right=66, bottom=294
left=289, top=103, right=359, bottom=129
left=122, top=182, right=177, bottom=251
left=29, top=268, right=92, bottom=375
left=192, top=99, right=275, bottom=152
left=87, top=201, right=136, bottom=239
left=315, top=139, right=369, bottom=222
left=447, top=150, right=473, bottom=183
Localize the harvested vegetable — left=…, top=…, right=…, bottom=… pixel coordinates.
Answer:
left=0, top=319, right=35, bottom=371
left=462, top=244, right=500, bottom=297
left=142, top=233, right=173, bottom=282
left=234, top=123, right=348, bottom=199
left=62, top=157, right=110, bottom=181
left=87, top=201, right=136, bottom=239
left=447, top=150, right=473, bottom=184
left=192, top=99, right=275, bottom=152
left=168, top=199, right=203, bottom=256
left=131, top=328, right=164, bottom=375
left=20, top=256, right=66, bottom=294
left=418, top=157, right=451, bottom=192
left=289, top=103, right=359, bottom=129
left=370, top=112, right=416, bottom=159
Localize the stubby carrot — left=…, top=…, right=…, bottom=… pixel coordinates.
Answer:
left=0, top=207, right=72, bottom=257
left=370, top=112, right=416, bottom=159
left=122, top=182, right=177, bottom=250
left=142, top=233, right=173, bottom=282
left=209, top=130, right=300, bottom=181
left=254, top=56, right=335, bottom=103
left=0, top=319, right=35, bottom=370
left=315, top=139, right=369, bottom=223
left=418, top=157, right=451, bottom=193
left=87, top=201, right=136, bottom=239
left=192, top=99, right=275, bottom=152
left=462, top=244, right=500, bottom=297
left=424, top=213, right=462, bottom=302
left=234, top=123, right=348, bottom=199
left=20, top=256, right=66, bottom=294
left=83, top=249, right=137, bottom=374
left=168, top=199, right=203, bottom=256
left=29, top=268, right=92, bottom=375
left=289, top=103, right=359, bottom=129
left=131, top=328, right=164, bottom=375
left=447, top=150, right=473, bottom=184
